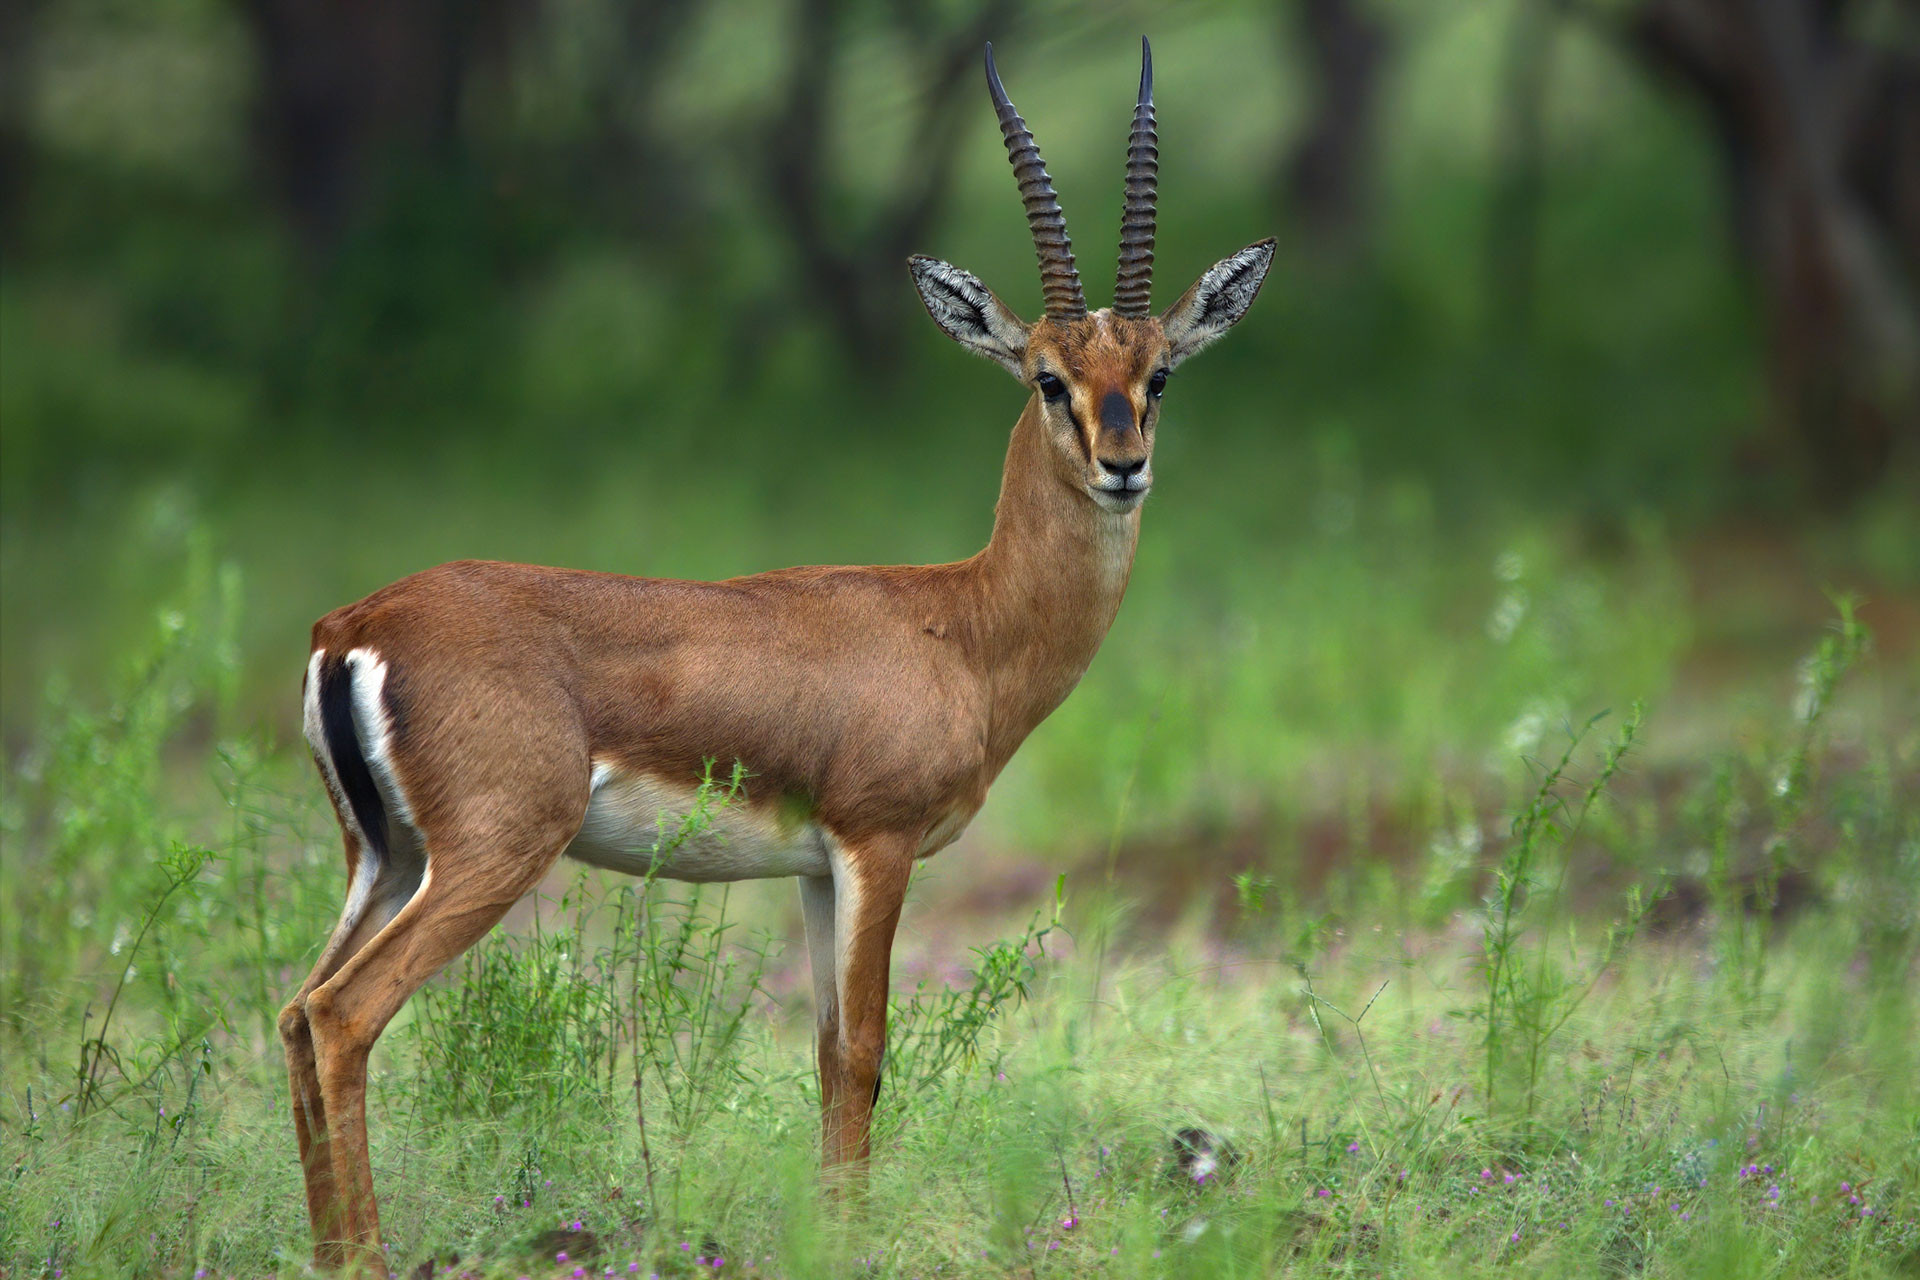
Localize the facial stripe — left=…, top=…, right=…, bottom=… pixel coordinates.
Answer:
left=1099, top=389, right=1134, bottom=437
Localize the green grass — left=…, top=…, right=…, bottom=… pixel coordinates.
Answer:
left=2, top=559, right=1915, bottom=1279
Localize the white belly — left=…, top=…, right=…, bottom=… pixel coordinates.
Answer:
left=564, top=764, right=832, bottom=883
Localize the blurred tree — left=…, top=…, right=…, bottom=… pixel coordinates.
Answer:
left=1282, top=0, right=1391, bottom=260
left=759, top=0, right=1018, bottom=354
left=0, top=0, right=41, bottom=250
left=1487, top=0, right=1557, bottom=337
left=239, top=0, right=536, bottom=256
left=1608, top=0, right=1920, bottom=502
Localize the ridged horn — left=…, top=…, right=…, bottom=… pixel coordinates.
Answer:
left=1113, top=36, right=1157, bottom=318
left=985, top=43, right=1086, bottom=320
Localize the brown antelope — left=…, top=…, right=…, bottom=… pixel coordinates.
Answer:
left=282, top=38, right=1271, bottom=1272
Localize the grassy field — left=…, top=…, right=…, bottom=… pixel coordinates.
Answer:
left=1, top=549, right=1915, bottom=1279
left=5, top=3, right=1919, bottom=1275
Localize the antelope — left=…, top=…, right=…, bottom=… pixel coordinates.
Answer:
left=282, top=38, right=1272, bottom=1272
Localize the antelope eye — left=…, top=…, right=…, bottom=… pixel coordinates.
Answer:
left=1036, top=372, right=1067, bottom=401
left=1147, top=369, right=1169, bottom=398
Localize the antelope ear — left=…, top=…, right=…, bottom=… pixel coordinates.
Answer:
left=909, top=255, right=1030, bottom=378
left=1160, top=239, right=1275, bottom=368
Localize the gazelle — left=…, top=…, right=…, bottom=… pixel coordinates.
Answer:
left=282, top=38, right=1271, bottom=1271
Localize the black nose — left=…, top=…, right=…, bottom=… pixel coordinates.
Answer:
left=1100, top=458, right=1147, bottom=478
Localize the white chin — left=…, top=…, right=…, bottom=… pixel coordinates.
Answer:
left=1091, top=488, right=1147, bottom=513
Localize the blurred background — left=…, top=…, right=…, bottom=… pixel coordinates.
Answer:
left=2, top=0, right=1916, bottom=889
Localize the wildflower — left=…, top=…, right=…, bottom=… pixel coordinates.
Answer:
left=1347, top=1141, right=1361, bottom=1154
left=1481, top=1169, right=1492, bottom=1180
left=1605, top=1200, right=1615, bottom=1208
left=1060, top=1216, right=1078, bottom=1230
left=558, top=1253, right=570, bottom=1264
left=1504, top=1173, right=1517, bottom=1185
left=1762, top=1164, right=1773, bottom=1174
left=1849, top=1194, right=1861, bottom=1205
left=1315, top=1189, right=1331, bottom=1198
left=1862, top=1207, right=1873, bottom=1218
left=572, top=1220, right=584, bottom=1230
left=1510, top=1230, right=1520, bottom=1243
left=1766, top=1186, right=1781, bottom=1202
left=1841, top=1182, right=1852, bottom=1193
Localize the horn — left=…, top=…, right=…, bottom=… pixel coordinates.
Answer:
left=985, top=43, right=1087, bottom=320
left=1113, top=36, right=1157, bottom=318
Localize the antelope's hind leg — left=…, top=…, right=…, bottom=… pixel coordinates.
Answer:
left=282, top=820, right=429, bottom=1267
left=301, top=815, right=576, bottom=1273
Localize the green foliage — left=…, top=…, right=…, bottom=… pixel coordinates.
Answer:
left=886, top=909, right=1055, bottom=1101
left=1475, top=703, right=1651, bottom=1123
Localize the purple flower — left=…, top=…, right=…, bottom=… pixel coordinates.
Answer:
left=1315, top=1188, right=1331, bottom=1198
left=1510, top=1230, right=1520, bottom=1243
left=1347, top=1141, right=1361, bottom=1153
left=1841, top=1182, right=1852, bottom=1192
left=1504, top=1173, right=1517, bottom=1185
left=557, top=1253, right=570, bottom=1264
left=1767, top=1186, right=1781, bottom=1202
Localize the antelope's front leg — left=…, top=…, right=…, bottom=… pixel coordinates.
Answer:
left=798, top=875, right=843, bottom=1138
left=821, top=843, right=912, bottom=1171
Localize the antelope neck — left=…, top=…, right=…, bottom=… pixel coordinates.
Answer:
left=966, top=397, right=1141, bottom=766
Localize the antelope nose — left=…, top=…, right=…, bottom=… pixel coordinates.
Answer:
left=1100, top=458, right=1150, bottom=489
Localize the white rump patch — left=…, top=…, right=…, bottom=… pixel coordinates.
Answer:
left=344, top=647, right=417, bottom=827
left=566, top=763, right=831, bottom=883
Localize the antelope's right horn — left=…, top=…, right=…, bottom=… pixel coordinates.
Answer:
left=985, top=43, right=1087, bottom=320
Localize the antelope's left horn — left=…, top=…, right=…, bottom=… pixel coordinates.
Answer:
left=1113, top=36, right=1157, bottom=319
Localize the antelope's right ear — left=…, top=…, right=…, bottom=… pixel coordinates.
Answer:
left=909, top=255, right=1030, bottom=378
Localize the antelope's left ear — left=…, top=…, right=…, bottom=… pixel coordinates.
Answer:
left=909, top=255, right=1030, bottom=378
left=1160, top=239, right=1276, bottom=368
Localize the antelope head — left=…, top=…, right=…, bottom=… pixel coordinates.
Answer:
left=911, top=39, right=1275, bottom=515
